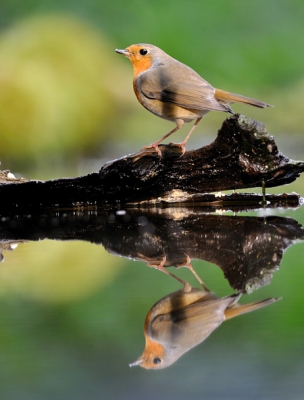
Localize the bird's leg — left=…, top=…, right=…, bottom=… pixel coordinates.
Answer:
left=183, top=254, right=210, bottom=292
left=170, top=117, right=202, bottom=155
left=141, top=120, right=184, bottom=156
left=146, top=255, right=190, bottom=290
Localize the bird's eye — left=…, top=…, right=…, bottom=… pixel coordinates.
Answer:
left=153, top=357, right=162, bottom=365
left=139, top=48, right=148, bottom=56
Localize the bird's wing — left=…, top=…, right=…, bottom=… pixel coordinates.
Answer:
left=138, top=64, right=228, bottom=112
left=149, top=296, right=235, bottom=349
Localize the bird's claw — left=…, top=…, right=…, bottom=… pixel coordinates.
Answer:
left=140, top=143, right=162, bottom=156
left=168, top=142, right=187, bottom=155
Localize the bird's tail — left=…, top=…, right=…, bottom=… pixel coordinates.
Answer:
left=214, top=88, right=273, bottom=109
left=224, top=296, right=281, bottom=320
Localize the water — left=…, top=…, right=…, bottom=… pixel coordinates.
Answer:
left=0, top=206, right=304, bottom=399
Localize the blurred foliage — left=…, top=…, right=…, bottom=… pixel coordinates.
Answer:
left=1, top=0, right=304, bottom=92
left=0, top=240, right=122, bottom=302
left=0, top=14, right=134, bottom=171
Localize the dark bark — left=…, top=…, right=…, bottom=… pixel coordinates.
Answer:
left=0, top=114, right=303, bottom=214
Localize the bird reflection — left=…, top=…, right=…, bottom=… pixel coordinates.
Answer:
left=130, top=283, right=280, bottom=369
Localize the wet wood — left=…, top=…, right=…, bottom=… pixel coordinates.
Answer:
left=0, top=114, right=303, bottom=213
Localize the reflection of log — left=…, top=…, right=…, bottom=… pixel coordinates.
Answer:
left=0, top=240, right=27, bottom=262
left=0, top=114, right=304, bottom=213
left=0, top=210, right=303, bottom=293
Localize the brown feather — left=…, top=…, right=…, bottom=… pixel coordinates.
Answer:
left=138, top=66, right=228, bottom=113
left=224, top=297, right=281, bottom=320
left=214, top=88, right=273, bottom=108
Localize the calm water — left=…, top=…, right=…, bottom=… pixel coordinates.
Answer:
left=0, top=205, right=304, bottom=400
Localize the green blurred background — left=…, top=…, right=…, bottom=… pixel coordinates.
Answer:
left=1, top=1, right=304, bottom=399
left=1, top=0, right=304, bottom=178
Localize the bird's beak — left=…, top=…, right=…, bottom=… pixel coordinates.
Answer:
left=129, top=357, right=143, bottom=367
left=115, top=48, right=131, bottom=58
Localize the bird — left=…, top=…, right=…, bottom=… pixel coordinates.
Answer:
left=115, top=43, right=272, bottom=155
left=129, top=284, right=281, bottom=369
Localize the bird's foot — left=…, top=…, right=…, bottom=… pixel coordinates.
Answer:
left=168, top=141, right=187, bottom=155
left=141, top=142, right=162, bottom=156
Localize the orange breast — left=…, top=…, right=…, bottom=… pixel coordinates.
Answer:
left=143, top=335, right=166, bottom=358
left=130, top=56, right=153, bottom=78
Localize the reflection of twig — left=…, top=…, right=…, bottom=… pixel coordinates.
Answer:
left=262, top=178, right=266, bottom=206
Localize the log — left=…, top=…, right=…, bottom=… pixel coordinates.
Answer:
left=0, top=114, right=303, bottom=213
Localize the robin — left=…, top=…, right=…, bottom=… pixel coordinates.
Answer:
left=129, top=284, right=280, bottom=369
left=115, top=44, right=272, bottom=155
